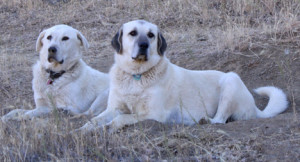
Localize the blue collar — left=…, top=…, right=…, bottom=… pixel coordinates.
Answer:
left=132, top=74, right=142, bottom=81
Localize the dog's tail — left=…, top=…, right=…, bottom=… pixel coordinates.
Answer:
left=254, top=86, right=288, bottom=118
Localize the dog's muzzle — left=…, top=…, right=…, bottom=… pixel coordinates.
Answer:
left=132, top=42, right=149, bottom=61
left=48, top=46, right=64, bottom=64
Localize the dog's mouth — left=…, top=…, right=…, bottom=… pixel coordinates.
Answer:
left=132, top=55, right=148, bottom=62
left=132, top=50, right=148, bottom=62
left=48, top=55, right=64, bottom=64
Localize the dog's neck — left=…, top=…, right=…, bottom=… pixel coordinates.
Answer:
left=45, top=61, right=79, bottom=85
left=45, top=69, right=66, bottom=85
left=132, top=74, right=142, bottom=81
left=124, top=57, right=167, bottom=82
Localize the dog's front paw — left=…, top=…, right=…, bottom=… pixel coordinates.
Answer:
left=104, top=121, right=124, bottom=134
left=198, top=117, right=211, bottom=125
left=104, top=121, right=120, bottom=134
left=72, top=121, right=98, bottom=135
left=1, top=109, right=29, bottom=122
left=209, top=118, right=226, bottom=124
left=69, top=114, right=88, bottom=120
left=77, top=121, right=94, bottom=132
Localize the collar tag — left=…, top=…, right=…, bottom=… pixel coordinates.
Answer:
left=132, top=74, right=142, bottom=81
left=45, top=69, right=65, bottom=85
left=47, top=79, right=54, bottom=85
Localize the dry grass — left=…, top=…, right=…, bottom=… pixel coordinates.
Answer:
left=0, top=0, right=299, bottom=161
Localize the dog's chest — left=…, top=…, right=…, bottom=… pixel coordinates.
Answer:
left=44, top=84, right=69, bottom=104
left=118, top=81, right=145, bottom=104
left=114, top=73, right=147, bottom=95
left=43, top=76, right=68, bottom=93
left=120, top=92, right=149, bottom=115
left=115, top=78, right=150, bottom=111
left=42, top=78, right=79, bottom=107
left=44, top=84, right=66, bottom=96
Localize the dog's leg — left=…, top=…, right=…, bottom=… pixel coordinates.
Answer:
left=2, top=109, right=29, bottom=122
left=83, top=89, right=109, bottom=117
left=22, top=98, right=52, bottom=118
left=1, top=106, right=51, bottom=122
left=23, top=107, right=52, bottom=118
left=76, top=108, right=117, bottom=133
left=211, top=72, right=259, bottom=123
left=210, top=72, right=241, bottom=124
left=60, top=106, right=81, bottom=115
left=105, top=96, right=169, bottom=132
left=105, top=114, right=140, bottom=133
left=210, top=100, right=233, bottom=124
left=2, top=94, right=51, bottom=122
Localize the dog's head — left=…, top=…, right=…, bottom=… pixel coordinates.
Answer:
left=111, top=20, right=167, bottom=74
left=36, top=25, right=89, bottom=70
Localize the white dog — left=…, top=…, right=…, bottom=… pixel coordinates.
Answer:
left=79, top=20, right=288, bottom=132
left=2, top=25, right=109, bottom=122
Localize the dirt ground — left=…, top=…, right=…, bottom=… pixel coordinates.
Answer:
left=0, top=0, right=299, bottom=161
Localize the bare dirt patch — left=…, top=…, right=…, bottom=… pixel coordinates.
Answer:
left=0, top=0, right=299, bottom=161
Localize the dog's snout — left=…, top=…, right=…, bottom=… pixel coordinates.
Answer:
left=139, top=42, right=149, bottom=50
left=48, top=46, right=57, bottom=53
left=132, top=41, right=149, bottom=61
left=47, top=46, right=63, bottom=64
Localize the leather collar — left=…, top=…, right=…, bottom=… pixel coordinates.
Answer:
left=45, top=69, right=65, bottom=85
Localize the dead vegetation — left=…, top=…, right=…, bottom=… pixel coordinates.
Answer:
left=0, top=0, right=299, bottom=161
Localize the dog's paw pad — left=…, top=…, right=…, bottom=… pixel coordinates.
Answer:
left=104, top=122, right=121, bottom=134
left=198, top=118, right=211, bottom=125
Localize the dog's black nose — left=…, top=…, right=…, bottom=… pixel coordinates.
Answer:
left=48, top=46, right=57, bottom=53
left=139, top=42, right=149, bottom=50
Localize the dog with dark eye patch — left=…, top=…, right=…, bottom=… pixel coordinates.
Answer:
left=2, top=25, right=109, bottom=122
left=78, top=20, right=288, bottom=133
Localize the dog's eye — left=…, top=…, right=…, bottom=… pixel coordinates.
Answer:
left=47, top=35, right=52, bottom=40
left=147, top=32, right=154, bottom=38
left=62, top=36, right=69, bottom=41
left=129, top=30, right=137, bottom=36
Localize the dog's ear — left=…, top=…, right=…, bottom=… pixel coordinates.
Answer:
left=77, top=31, right=89, bottom=51
left=36, top=30, right=46, bottom=52
left=111, top=27, right=123, bottom=54
left=157, top=32, right=167, bottom=56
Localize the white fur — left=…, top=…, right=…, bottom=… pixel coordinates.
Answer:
left=79, top=20, right=288, bottom=132
left=2, top=25, right=109, bottom=122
